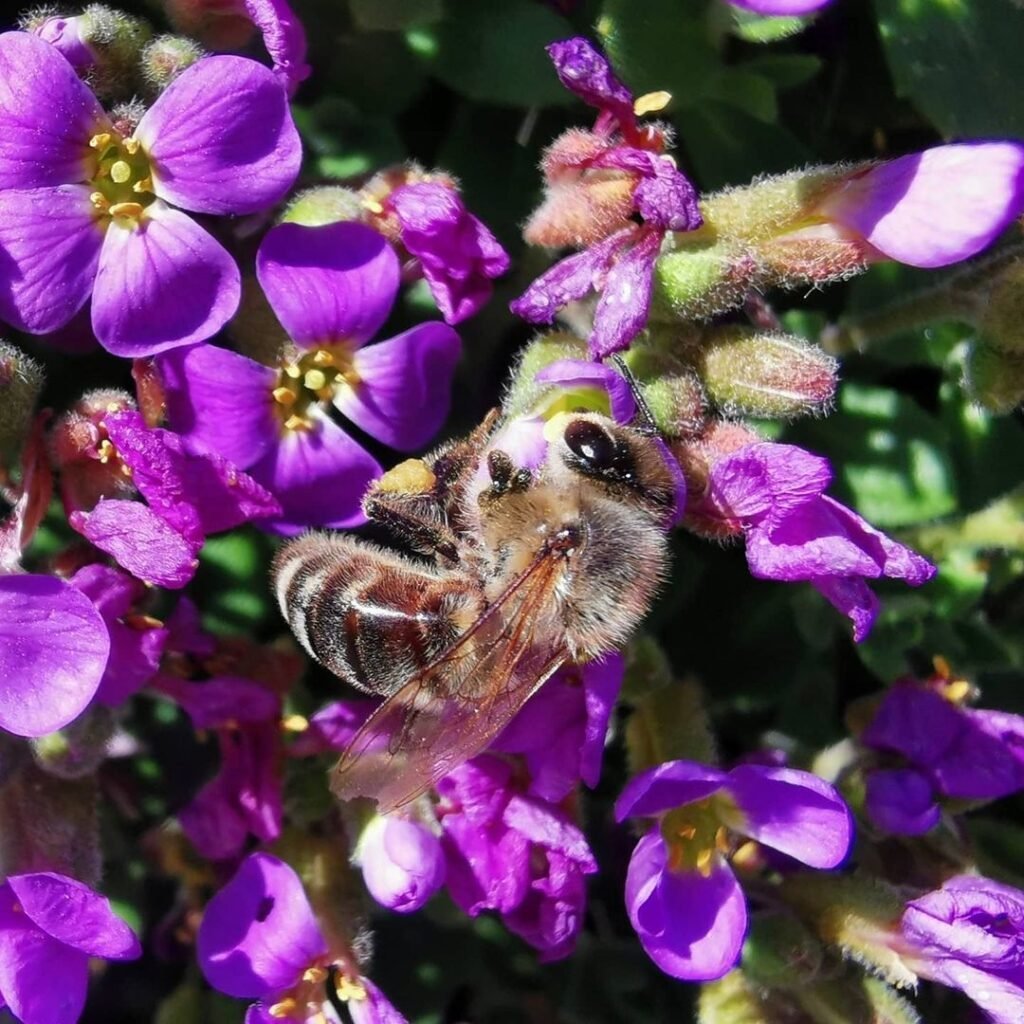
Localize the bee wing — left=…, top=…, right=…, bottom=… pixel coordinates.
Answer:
left=331, top=552, right=568, bottom=812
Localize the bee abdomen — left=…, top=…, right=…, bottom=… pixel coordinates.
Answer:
left=272, top=535, right=482, bottom=697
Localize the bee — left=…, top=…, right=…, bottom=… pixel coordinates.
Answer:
left=272, top=408, right=678, bottom=812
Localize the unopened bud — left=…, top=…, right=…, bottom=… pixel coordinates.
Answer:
left=742, top=913, right=824, bottom=990
left=625, top=677, right=717, bottom=774
left=28, top=12, right=96, bottom=69
left=624, top=344, right=707, bottom=438
left=652, top=242, right=754, bottom=323
left=963, top=342, right=1024, bottom=413
left=696, top=327, right=837, bottom=419
left=0, top=342, right=44, bottom=459
left=697, top=971, right=775, bottom=1024
left=141, top=34, right=204, bottom=89
left=282, top=186, right=364, bottom=228
left=980, top=259, right=1024, bottom=354
left=503, top=331, right=589, bottom=419
left=31, top=705, right=116, bottom=780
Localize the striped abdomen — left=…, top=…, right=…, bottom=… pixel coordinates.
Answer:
left=272, top=535, right=484, bottom=697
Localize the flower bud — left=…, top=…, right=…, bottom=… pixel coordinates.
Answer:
left=31, top=706, right=117, bottom=780
left=354, top=814, right=445, bottom=914
left=963, top=342, right=1024, bottom=413
left=979, top=259, right=1024, bottom=354
left=503, top=331, right=589, bottom=419
left=625, top=344, right=707, bottom=438
left=741, top=913, right=824, bottom=990
left=132, top=358, right=166, bottom=427
left=28, top=12, right=96, bottom=69
left=281, top=186, right=364, bottom=228
left=651, top=242, right=755, bottom=323
left=140, top=34, right=205, bottom=90
left=0, top=342, right=44, bottom=459
left=695, top=327, right=838, bottom=419
left=625, top=678, right=717, bottom=774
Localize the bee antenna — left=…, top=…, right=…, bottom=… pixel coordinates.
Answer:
left=612, top=355, right=659, bottom=437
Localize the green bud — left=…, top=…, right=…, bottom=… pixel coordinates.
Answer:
left=502, top=331, right=589, bottom=419
left=229, top=274, right=291, bottom=364
left=79, top=5, right=153, bottom=99
left=140, top=34, right=204, bottom=90
left=980, top=260, right=1024, bottom=354
left=698, top=970, right=782, bottom=1024
left=625, top=677, right=717, bottom=775
left=31, top=706, right=116, bottom=780
left=742, top=913, right=825, bottom=990
left=621, top=633, right=674, bottom=701
left=860, top=977, right=922, bottom=1024
left=964, top=342, right=1024, bottom=414
left=651, top=242, right=754, bottom=323
left=624, top=343, right=707, bottom=438
left=282, top=186, right=366, bottom=228
left=0, top=342, right=43, bottom=459
left=696, top=327, right=837, bottom=419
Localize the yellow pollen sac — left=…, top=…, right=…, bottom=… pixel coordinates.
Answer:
left=695, top=848, right=714, bottom=878
left=281, top=714, right=309, bottom=733
left=303, top=369, right=328, bottom=392
left=302, top=966, right=328, bottom=984
left=90, top=192, right=109, bottom=212
left=109, top=202, right=145, bottom=223
left=272, top=386, right=297, bottom=407
left=336, top=975, right=367, bottom=1003
left=96, top=439, right=117, bottom=464
left=362, top=198, right=384, bottom=215
left=377, top=458, right=436, bottom=495
left=89, top=132, right=112, bottom=150
left=268, top=998, right=298, bottom=1018
left=634, top=90, right=672, bottom=116
left=312, top=348, right=335, bottom=366
left=123, top=137, right=141, bottom=155
left=110, top=160, right=132, bottom=184
left=133, top=176, right=153, bottom=194
left=284, top=365, right=302, bottom=379
left=284, top=413, right=313, bottom=432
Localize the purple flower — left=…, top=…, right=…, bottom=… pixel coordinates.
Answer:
left=438, top=755, right=598, bottom=961
left=286, top=699, right=376, bottom=757
left=0, top=32, right=301, bottom=356
left=615, top=759, right=851, bottom=980
left=159, top=221, right=461, bottom=534
left=198, top=852, right=406, bottom=1023
left=0, top=574, right=110, bottom=737
left=239, top=0, right=310, bottom=95
left=511, top=38, right=701, bottom=358
left=900, top=875, right=1024, bottom=1024
left=67, top=410, right=281, bottom=587
left=356, top=815, right=446, bottom=913
left=385, top=181, right=510, bottom=324
left=815, top=143, right=1024, bottom=269
left=32, top=15, right=96, bottom=70
left=861, top=680, right=1024, bottom=834
left=0, top=871, right=139, bottom=1024
left=69, top=564, right=169, bottom=706
left=688, top=441, right=935, bottom=641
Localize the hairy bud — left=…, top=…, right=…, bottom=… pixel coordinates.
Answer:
left=31, top=706, right=117, bottom=780
left=979, top=259, right=1024, bottom=354
left=625, top=677, right=717, bottom=774
left=963, top=342, right=1024, bottom=414
left=626, top=344, right=707, bottom=438
left=141, top=34, right=205, bottom=89
left=282, top=186, right=364, bottom=228
left=742, top=914, right=825, bottom=990
left=0, top=342, right=44, bottom=459
left=503, top=331, right=589, bottom=419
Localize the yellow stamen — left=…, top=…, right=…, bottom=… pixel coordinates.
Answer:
left=124, top=613, right=163, bottom=631
left=303, top=369, right=328, bottom=392
left=933, top=655, right=952, bottom=680
left=90, top=192, right=109, bottom=211
left=89, top=133, right=112, bottom=150
left=634, top=90, right=672, bottom=116
left=946, top=680, right=972, bottom=703
left=302, top=966, right=328, bottom=983
left=362, top=198, right=384, bottom=215
left=282, top=714, right=309, bottom=733
left=133, top=176, right=153, bottom=194
left=110, top=160, right=132, bottom=184
left=123, top=137, right=141, bottom=155
left=284, top=413, right=311, bottom=432
left=284, top=364, right=302, bottom=379
left=312, top=349, right=335, bottom=366
left=109, top=201, right=145, bottom=222
left=96, top=439, right=117, bottom=464
left=268, top=998, right=297, bottom=1018
left=695, top=847, right=714, bottom=877
left=272, top=386, right=297, bottom=407
left=336, top=975, right=367, bottom=1002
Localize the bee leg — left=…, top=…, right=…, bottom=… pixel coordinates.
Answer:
left=481, top=450, right=532, bottom=502
left=363, top=490, right=461, bottom=564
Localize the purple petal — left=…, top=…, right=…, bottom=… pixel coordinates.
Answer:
left=247, top=412, right=381, bottom=534
left=0, top=185, right=102, bottom=334
left=809, top=575, right=879, bottom=642
left=33, top=16, right=95, bottom=70
left=256, top=221, right=400, bottom=348
left=0, top=574, right=109, bottom=737
left=724, top=764, right=852, bottom=868
left=590, top=228, right=660, bottom=359
left=349, top=979, right=408, bottom=1024
left=633, top=158, right=702, bottom=232
left=510, top=229, right=627, bottom=324
left=546, top=37, right=634, bottom=125
left=359, top=816, right=446, bottom=914
left=728, top=0, right=832, bottom=12
left=441, top=817, right=531, bottom=916
left=918, top=959, right=1024, bottom=1024
left=0, top=31, right=105, bottom=190
left=615, top=761, right=728, bottom=822
left=931, top=709, right=1024, bottom=802
left=437, top=755, right=515, bottom=827
left=158, top=344, right=278, bottom=470
left=535, top=360, right=636, bottom=425
left=198, top=853, right=327, bottom=999
left=625, top=831, right=746, bottom=981
left=160, top=675, right=281, bottom=729
left=69, top=499, right=201, bottom=588
left=241, top=0, right=311, bottom=96
left=580, top=655, right=625, bottom=787
left=333, top=323, right=460, bottom=451
left=0, top=883, right=89, bottom=1024
left=137, top=55, right=301, bottom=215
left=862, top=684, right=963, bottom=766
left=865, top=769, right=940, bottom=836
left=503, top=795, right=597, bottom=871
left=822, top=143, right=1024, bottom=269
left=287, top=699, right=376, bottom=756
left=92, top=201, right=240, bottom=356
left=8, top=874, right=139, bottom=959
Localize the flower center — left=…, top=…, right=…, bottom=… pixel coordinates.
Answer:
left=87, top=132, right=155, bottom=227
left=272, top=346, right=360, bottom=434
left=661, top=799, right=730, bottom=877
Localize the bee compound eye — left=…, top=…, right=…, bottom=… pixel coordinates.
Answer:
left=563, top=419, right=618, bottom=471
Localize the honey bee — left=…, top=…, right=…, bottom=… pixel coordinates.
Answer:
left=272, top=409, right=678, bottom=812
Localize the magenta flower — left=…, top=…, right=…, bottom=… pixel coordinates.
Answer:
left=511, top=37, right=701, bottom=358
left=900, top=875, right=1024, bottom=1024
left=0, top=871, right=140, bottom=1024
left=158, top=221, right=461, bottom=534
left=198, top=852, right=406, bottom=1023
left=862, top=680, right=1024, bottom=835
left=67, top=410, right=281, bottom=587
left=0, top=32, right=301, bottom=356
left=239, top=0, right=310, bottom=95
left=69, top=564, right=169, bottom=707
left=0, top=574, right=110, bottom=737
left=385, top=181, right=510, bottom=324
left=615, top=759, right=851, bottom=980
left=688, top=441, right=935, bottom=641
left=438, top=754, right=597, bottom=961
left=356, top=815, right=446, bottom=914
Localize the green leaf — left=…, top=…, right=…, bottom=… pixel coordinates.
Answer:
left=730, top=12, right=809, bottom=44
left=427, top=0, right=573, bottom=106
left=874, top=0, right=1024, bottom=136
left=348, top=0, right=443, bottom=32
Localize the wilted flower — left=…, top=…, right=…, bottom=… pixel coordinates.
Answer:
left=198, top=852, right=406, bottom=1023
left=684, top=441, right=935, bottom=641
left=511, top=36, right=701, bottom=358
left=900, top=875, right=1024, bottom=1024
left=0, top=31, right=301, bottom=356
left=861, top=676, right=1024, bottom=835
left=0, top=871, right=140, bottom=1024
left=355, top=814, right=446, bottom=914
left=159, top=221, right=461, bottom=533
left=615, top=759, right=851, bottom=980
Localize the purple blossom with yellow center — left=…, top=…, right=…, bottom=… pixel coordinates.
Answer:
left=0, top=31, right=301, bottom=356
left=687, top=441, right=935, bottom=641
left=511, top=37, right=701, bottom=358
left=614, top=759, right=851, bottom=980
left=158, top=221, right=462, bottom=534
left=198, top=852, right=406, bottom=1023
left=0, top=871, right=140, bottom=1024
